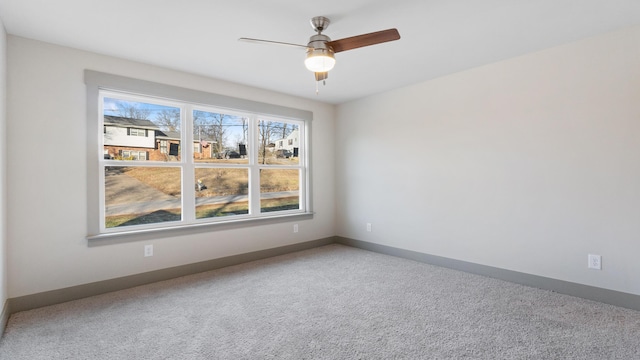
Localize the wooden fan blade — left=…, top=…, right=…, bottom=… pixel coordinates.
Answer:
left=238, top=37, right=308, bottom=50
left=326, top=28, right=400, bottom=53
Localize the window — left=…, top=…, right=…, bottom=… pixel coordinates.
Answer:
left=87, top=71, right=312, bottom=238
left=129, top=128, right=146, bottom=137
left=135, top=151, right=147, bottom=161
left=160, top=140, right=168, bottom=154
left=119, top=150, right=148, bottom=160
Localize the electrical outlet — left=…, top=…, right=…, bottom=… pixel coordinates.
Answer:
left=588, top=254, right=601, bottom=270
left=366, top=223, right=372, bottom=232
left=293, top=224, right=298, bottom=233
left=144, top=244, right=153, bottom=257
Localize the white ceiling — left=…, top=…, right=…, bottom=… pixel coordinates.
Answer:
left=1, top=0, right=639, bottom=104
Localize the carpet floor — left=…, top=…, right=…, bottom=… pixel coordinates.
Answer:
left=1, top=244, right=639, bottom=359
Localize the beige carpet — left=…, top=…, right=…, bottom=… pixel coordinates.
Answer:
left=1, top=244, right=640, bottom=359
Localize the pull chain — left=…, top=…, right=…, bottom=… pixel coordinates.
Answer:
left=315, top=79, right=327, bottom=95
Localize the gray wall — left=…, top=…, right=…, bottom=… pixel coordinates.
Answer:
left=0, top=19, right=6, bottom=311
left=6, top=24, right=640, bottom=302
left=335, top=25, right=640, bottom=296
left=6, top=36, right=336, bottom=298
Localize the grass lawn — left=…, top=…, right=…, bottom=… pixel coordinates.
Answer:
left=123, top=159, right=299, bottom=198
left=106, top=197, right=300, bottom=228
left=106, top=158, right=301, bottom=228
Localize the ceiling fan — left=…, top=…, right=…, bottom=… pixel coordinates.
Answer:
left=239, top=16, right=400, bottom=91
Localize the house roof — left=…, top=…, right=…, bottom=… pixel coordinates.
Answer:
left=104, top=115, right=159, bottom=130
left=273, top=128, right=299, bottom=143
left=155, top=130, right=181, bottom=140
left=156, top=130, right=216, bottom=143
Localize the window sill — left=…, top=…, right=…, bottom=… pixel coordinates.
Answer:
left=87, top=212, right=314, bottom=246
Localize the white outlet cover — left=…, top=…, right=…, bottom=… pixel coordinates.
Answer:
left=588, top=254, right=601, bottom=270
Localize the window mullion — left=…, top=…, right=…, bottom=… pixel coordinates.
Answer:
left=182, top=105, right=196, bottom=222
left=249, top=115, right=261, bottom=216
left=299, top=123, right=307, bottom=212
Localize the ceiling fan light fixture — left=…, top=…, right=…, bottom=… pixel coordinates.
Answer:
left=304, top=48, right=335, bottom=73
left=240, top=16, right=401, bottom=92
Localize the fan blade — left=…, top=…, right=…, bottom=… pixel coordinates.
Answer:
left=238, top=37, right=308, bottom=50
left=326, top=28, right=400, bottom=53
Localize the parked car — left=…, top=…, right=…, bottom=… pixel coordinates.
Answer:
left=275, top=149, right=292, bottom=158
left=222, top=150, right=241, bottom=159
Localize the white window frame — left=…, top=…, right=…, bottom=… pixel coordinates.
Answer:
left=85, top=71, right=313, bottom=241
left=129, top=128, right=146, bottom=137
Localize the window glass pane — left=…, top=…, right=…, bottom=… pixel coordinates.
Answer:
left=258, top=120, right=300, bottom=165
left=193, top=110, right=249, bottom=163
left=103, top=97, right=181, bottom=162
left=195, top=168, right=249, bottom=218
left=105, top=166, right=181, bottom=228
left=260, top=169, right=300, bottom=212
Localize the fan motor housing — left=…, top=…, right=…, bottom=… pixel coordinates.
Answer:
left=307, top=34, right=333, bottom=52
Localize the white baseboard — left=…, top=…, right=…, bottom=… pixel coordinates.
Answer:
left=0, top=299, right=9, bottom=337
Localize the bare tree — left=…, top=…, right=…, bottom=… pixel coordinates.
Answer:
left=194, top=111, right=230, bottom=156
left=116, top=103, right=151, bottom=119
left=211, top=113, right=227, bottom=154
left=259, top=120, right=275, bottom=164
left=155, top=109, right=180, bottom=131
left=241, top=117, right=248, bottom=146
